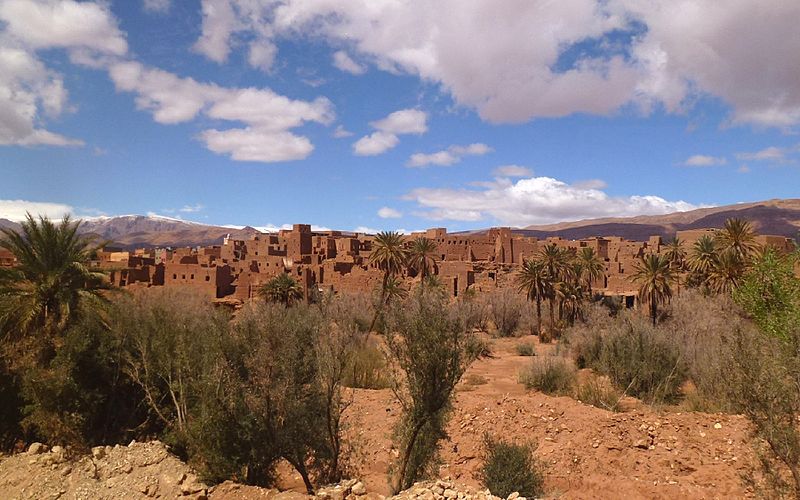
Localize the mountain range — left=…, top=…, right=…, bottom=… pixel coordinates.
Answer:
left=0, top=199, right=798, bottom=249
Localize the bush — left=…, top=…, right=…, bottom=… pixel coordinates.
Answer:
left=18, top=313, right=146, bottom=450
left=574, top=377, right=623, bottom=412
left=342, top=340, right=390, bottom=389
left=599, top=320, right=687, bottom=404
left=519, top=356, right=576, bottom=395
left=486, top=289, right=525, bottom=337
left=464, top=374, right=488, bottom=386
left=479, top=435, right=544, bottom=499
left=515, top=342, right=535, bottom=357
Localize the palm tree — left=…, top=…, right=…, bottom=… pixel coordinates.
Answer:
left=259, top=272, right=303, bottom=306
left=539, top=244, right=568, bottom=332
left=663, top=238, right=686, bottom=294
left=557, top=280, right=583, bottom=326
left=715, top=218, right=758, bottom=263
left=687, top=235, right=717, bottom=289
left=630, top=254, right=673, bottom=326
left=707, top=249, right=744, bottom=294
left=516, top=258, right=547, bottom=335
left=407, top=237, right=438, bottom=283
left=0, top=214, right=108, bottom=342
left=368, top=231, right=409, bottom=331
left=577, top=247, right=604, bottom=297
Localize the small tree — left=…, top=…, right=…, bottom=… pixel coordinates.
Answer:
left=486, top=288, right=524, bottom=337
left=259, top=272, right=304, bottom=306
left=630, top=254, right=673, bottom=326
left=383, top=288, right=479, bottom=493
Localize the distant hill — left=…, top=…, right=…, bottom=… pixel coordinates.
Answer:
left=513, top=199, right=800, bottom=241
left=1, top=199, right=798, bottom=248
left=0, top=215, right=261, bottom=250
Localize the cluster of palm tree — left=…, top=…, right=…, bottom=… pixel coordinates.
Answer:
left=366, top=231, right=441, bottom=331
left=630, top=218, right=764, bottom=325
left=516, top=243, right=605, bottom=336
left=259, top=272, right=304, bottom=306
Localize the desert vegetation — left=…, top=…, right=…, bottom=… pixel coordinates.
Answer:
left=2, top=215, right=800, bottom=497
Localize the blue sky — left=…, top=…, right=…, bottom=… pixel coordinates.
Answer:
left=1, top=0, right=799, bottom=233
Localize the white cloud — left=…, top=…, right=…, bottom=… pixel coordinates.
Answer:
left=737, top=165, right=751, bottom=174
left=332, top=50, right=366, bottom=75
left=247, top=41, right=277, bottom=71
left=405, top=176, right=703, bottom=227
left=353, top=226, right=379, bottom=234
left=143, top=0, right=170, bottom=13
left=0, top=0, right=126, bottom=147
left=353, top=108, right=427, bottom=156
left=377, top=207, right=402, bottom=219
left=407, top=142, right=491, bottom=167
left=372, top=109, right=427, bottom=135
left=332, top=125, right=353, bottom=138
left=681, top=155, right=727, bottom=167
left=492, top=165, right=533, bottom=178
left=108, top=61, right=334, bottom=162
left=353, top=131, right=399, bottom=156
left=192, top=0, right=800, bottom=129
left=735, top=146, right=793, bottom=163
left=179, top=204, right=204, bottom=213
left=0, top=199, right=75, bottom=221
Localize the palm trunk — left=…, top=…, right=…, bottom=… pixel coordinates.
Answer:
left=651, top=297, right=657, bottom=326
left=535, top=296, right=542, bottom=336
left=548, top=297, right=555, bottom=333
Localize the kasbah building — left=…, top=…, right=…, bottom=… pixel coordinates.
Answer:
left=1, top=224, right=794, bottom=306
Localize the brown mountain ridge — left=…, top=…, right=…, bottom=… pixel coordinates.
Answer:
left=0, top=199, right=798, bottom=249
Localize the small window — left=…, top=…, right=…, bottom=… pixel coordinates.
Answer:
left=205, top=276, right=210, bottom=282
left=190, top=274, right=194, bottom=280
left=182, top=274, right=186, bottom=279
left=172, top=274, right=177, bottom=279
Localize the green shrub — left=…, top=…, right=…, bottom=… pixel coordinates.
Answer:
left=599, top=322, right=687, bottom=404
left=519, top=356, right=576, bottom=395
left=574, top=377, right=623, bottom=412
left=464, top=374, right=488, bottom=386
left=515, top=342, right=535, bottom=356
left=479, top=435, right=544, bottom=499
left=342, top=341, right=391, bottom=389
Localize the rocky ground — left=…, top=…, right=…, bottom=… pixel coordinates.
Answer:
left=0, top=337, right=766, bottom=499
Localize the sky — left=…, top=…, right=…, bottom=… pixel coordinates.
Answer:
left=1, top=0, right=799, bottom=233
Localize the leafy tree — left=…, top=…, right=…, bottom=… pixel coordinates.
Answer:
left=407, top=237, right=438, bottom=282
left=630, top=254, right=673, bottom=326
left=516, top=259, right=547, bottom=335
left=259, top=272, right=303, bottom=306
left=730, top=249, right=800, bottom=496
left=384, top=288, right=479, bottom=493
left=663, top=238, right=686, bottom=294
left=0, top=214, right=108, bottom=351
left=557, top=280, right=583, bottom=326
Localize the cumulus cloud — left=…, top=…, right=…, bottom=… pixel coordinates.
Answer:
left=0, top=0, right=126, bottom=147
left=405, top=176, right=703, bottom=227
left=353, top=131, right=399, bottom=156
left=332, top=125, right=353, bottom=138
left=377, top=207, right=402, bottom=219
left=407, top=143, right=492, bottom=167
left=191, top=0, right=800, bottom=129
left=492, top=165, right=533, bottom=178
left=332, top=50, right=366, bottom=75
left=353, top=108, right=427, bottom=156
left=681, top=155, right=727, bottom=167
left=0, top=199, right=75, bottom=221
left=108, top=60, right=334, bottom=162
